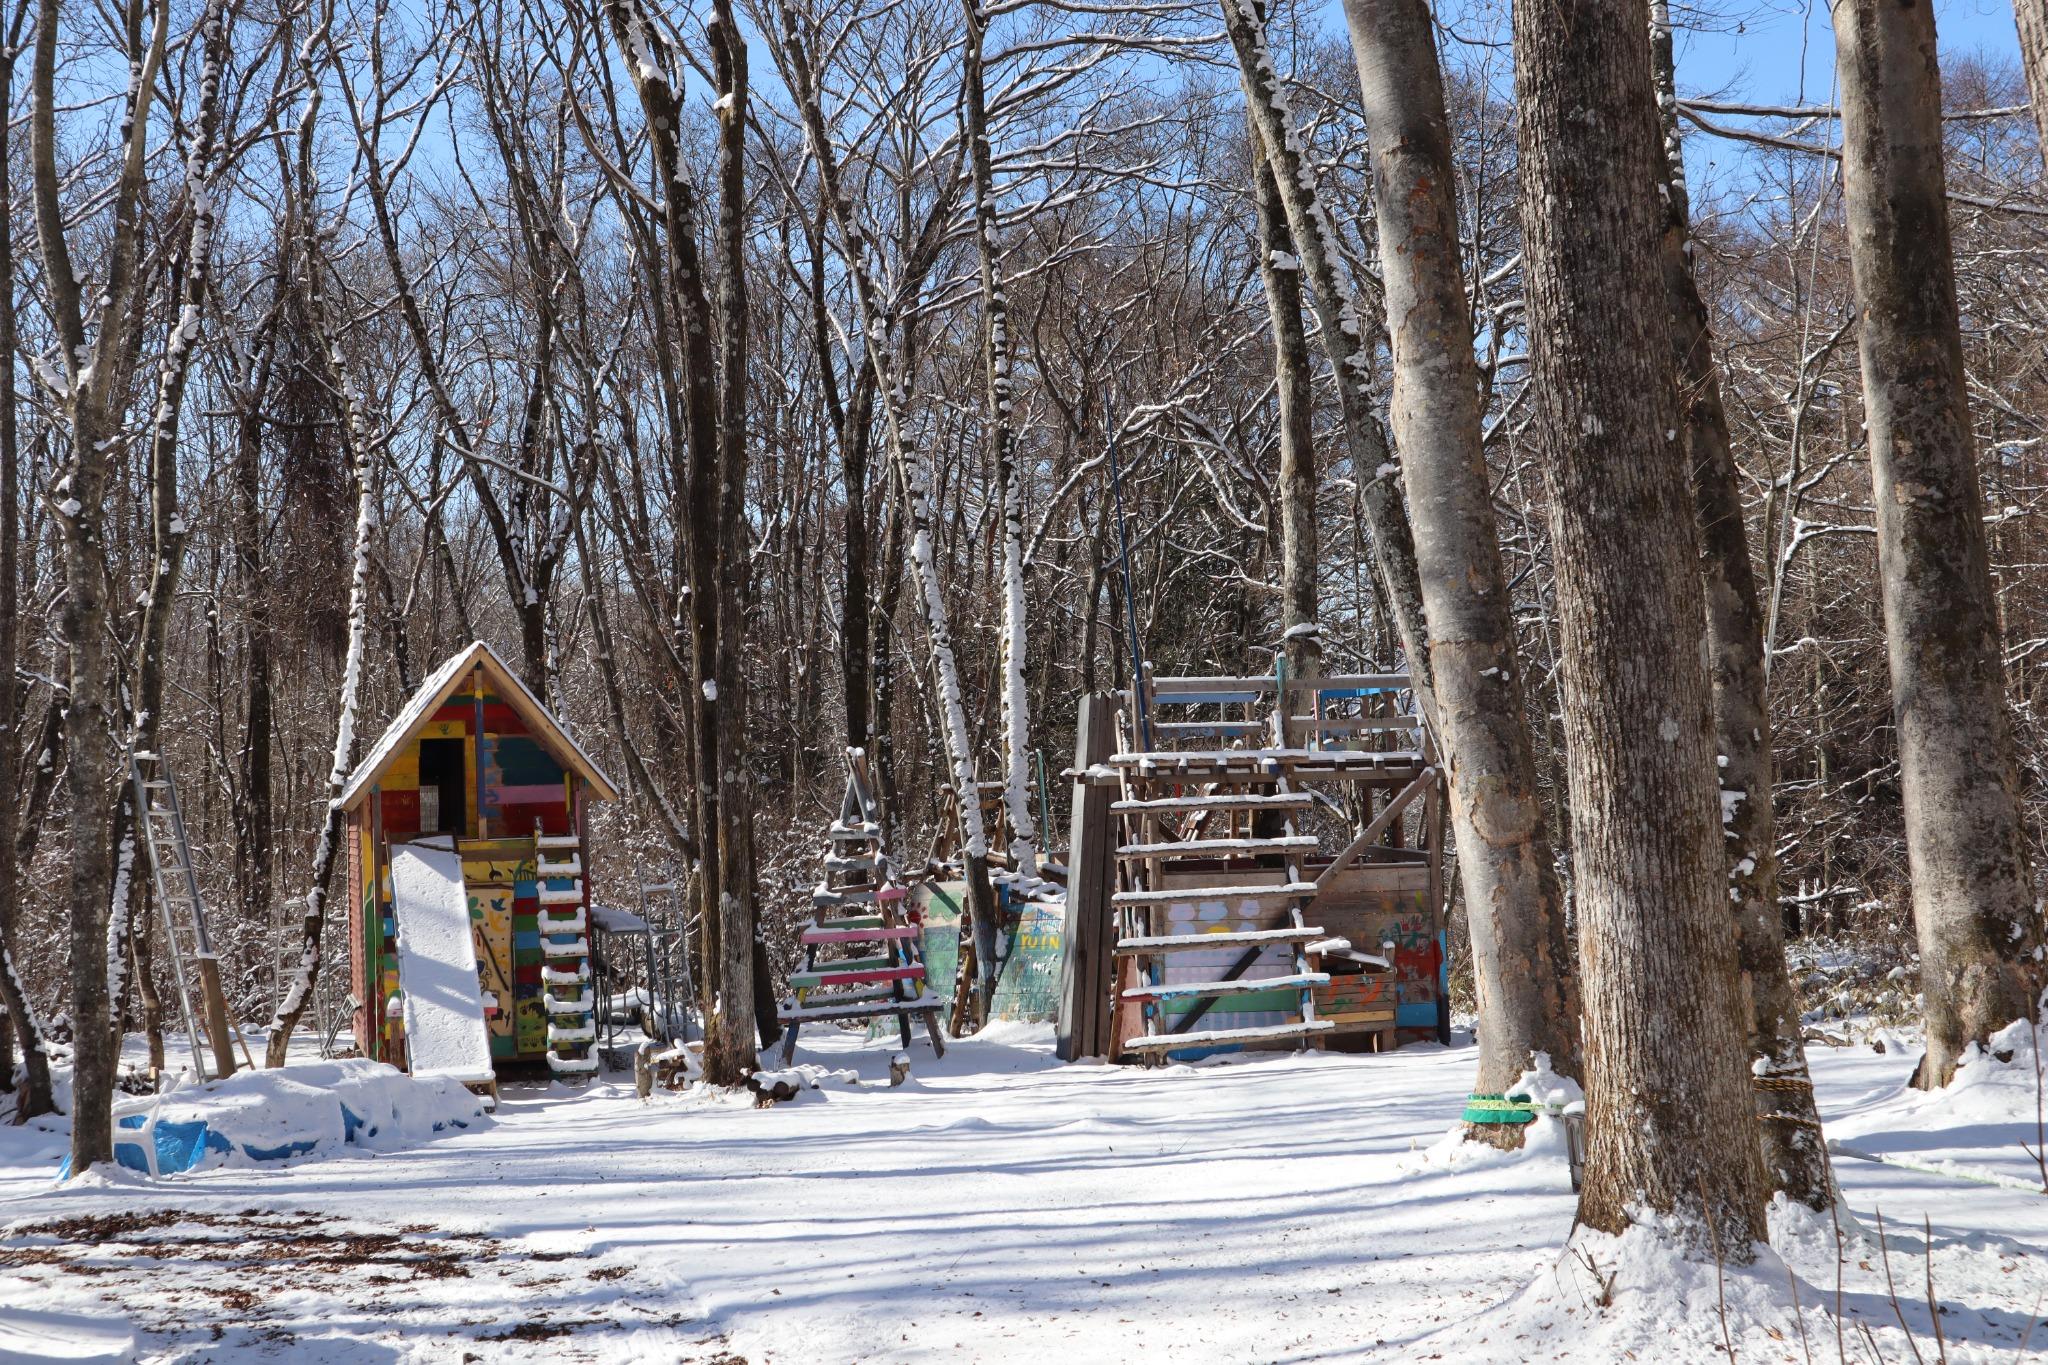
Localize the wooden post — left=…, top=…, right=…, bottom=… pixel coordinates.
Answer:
left=197, top=959, right=237, bottom=1077
left=1056, top=692, right=1116, bottom=1061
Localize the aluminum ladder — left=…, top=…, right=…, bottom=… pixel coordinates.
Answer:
left=132, top=750, right=242, bottom=1079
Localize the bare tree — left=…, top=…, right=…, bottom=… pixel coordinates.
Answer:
left=1514, top=0, right=1768, bottom=1258
left=0, top=0, right=54, bottom=1120
left=1648, top=0, right=1832, bottom=1206
left=31, top=0, right=171, bottom=1172
left=600, top=0, right=758, bottom=1084
left=960, top=4, right=1038, bottom=880
left=1341, top=0, right=1580, bottom=1144
left=1834, top=0, right=2045, bottom=1087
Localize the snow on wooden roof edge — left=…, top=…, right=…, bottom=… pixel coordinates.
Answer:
left=338, top=640, right=621, bottom=812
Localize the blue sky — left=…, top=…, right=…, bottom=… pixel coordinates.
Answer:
left=1671, top=0, right=2021, bottom=106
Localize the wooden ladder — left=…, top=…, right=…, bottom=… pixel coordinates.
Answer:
left=132, top=751, right=247, bottom=1079
left=535, top=826, right=597, bottom=1078
left=1111, top=781, right=1333, bottom=1058
left=778, top=752, right=946, bottom=1065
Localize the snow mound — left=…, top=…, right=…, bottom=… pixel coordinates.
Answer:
left=66, top=1059, right=487, bottom=1179
left=1940, top=1017, right=2048, bottom=1125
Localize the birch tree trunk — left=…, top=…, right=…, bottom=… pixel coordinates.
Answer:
left=266, top=222, right=379, bottom=1068
left=33, top=0, right=169, bottom=1172
left=778, top=10, right=1003, bottom=1024
left=1219, top=0, right=1425, bottom=693
left=1514, top=0, right=1768, bottom=1259
left=1246, top=124, right=1320, bottom=683
left=1340, top=0, right=1580, bottom=1146
left=961, top=7, right=1038, bottom=878
left=0, top=0, right=55, bottom=1120
left=1648, top=0, right=1832, bottom=1206
left=1833, top=0, right=2045, bottom=1088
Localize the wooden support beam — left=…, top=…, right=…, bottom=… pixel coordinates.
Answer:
left=1056, top=692, right=1117, bottom=1061
left=1315, top=767, right=1438, bottom=894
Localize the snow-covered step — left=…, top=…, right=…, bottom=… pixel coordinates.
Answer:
left=542, top=935, right=591, bottom=959
left=539, top=885, right=584, bottom=906
left=801, top=923, right=921, bottom=945
left=535, top=834, right=580, bottom=851
left=778, top=992, right=944, bottom=1023
left=1111, top=881, right=1316, bottom=908
left=1110, top=793, right=1315, bottom=816
left=546, top=994, right=592, bottom=1016
left=1117, top=835, right=1317, bottom=859
left=540, top=906, right=588, bottom=930
left=540, top=963, right=589, bottom=986
left=812, top=887, right=878, bottom=908
left=827, top=823, right=880, bottom=843
left=1121, top=1019, right=1334, bottom=1052
left=535, top=857, right=582, bottom=878
left=548, top=1022, right=596, bottom=1046
left=823, top=853, right=881, bottom=873
left=1114, top=926, right=1325, bottom=955
left=546, top=1050, right=599, bottom=1074
left=1121, top=972, right=1329, bottom=1003
left=1151, top=720, right=1265, bottom=738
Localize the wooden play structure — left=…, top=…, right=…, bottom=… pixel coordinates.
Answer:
left=1058, top=670, right=1446, bottom=1063
left=340, top=641, right=621, bottom=1091
left=776, top=749, right=946, bottom=1063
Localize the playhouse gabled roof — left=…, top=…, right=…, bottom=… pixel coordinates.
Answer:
left=338, top=640, right=621, bottom=813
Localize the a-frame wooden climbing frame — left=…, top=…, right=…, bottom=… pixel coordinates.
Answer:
left=777, top=750, right=947, bottom=1064
left=1059, top=671, right=1447, bottom=1064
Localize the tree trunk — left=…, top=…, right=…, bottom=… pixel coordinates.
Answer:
left=1246, top=119, right=1320, bottom=684
left=779, top=13, right=1003, bottom=1026
left=34, top=0, right=171, bottom=1175
left=2014, top=0, right=2048, bottom=175
left=710, top=0, right=763, bottom=1061
left=1514, top=0, right=1768, bottom=1259
left=1221, top=0, right=1426, bottom=692
left=1834, top=0, right=2044, bottom=1087
left=1648, top=0, right=1832, bottom=1206
left=266, top=205, right=380, bottom=1066
left=1341, top=0, right=1580, bottom=1147
left=233, top=342, right=275, bottom=972
left=0, top=12, right=55, bottom=1119
left=961, top=7, right=1039, bottom=879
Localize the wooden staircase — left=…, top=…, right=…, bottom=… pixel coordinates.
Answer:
left=777, top=751, right=946, bottom=1065
left=1111, top=775, right=1334, bottom=1057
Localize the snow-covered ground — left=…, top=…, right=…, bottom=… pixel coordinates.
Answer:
left=0, top=1024, right=2043, bottom=1362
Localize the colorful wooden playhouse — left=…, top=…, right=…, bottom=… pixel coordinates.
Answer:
left=340, top=641, right=621, bottom=1086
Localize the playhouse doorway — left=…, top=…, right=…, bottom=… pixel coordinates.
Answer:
left=418, top=738, right=468, bottom=837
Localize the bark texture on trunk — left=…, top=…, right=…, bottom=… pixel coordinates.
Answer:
left=1648, top=0, right=1832, bottom=1206
left=1514, top=0, right=1768, bottom=1259
left=1341, top=0, right=1580, bottom=1144
left=1834, top=0, right=2045, bottom=1088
